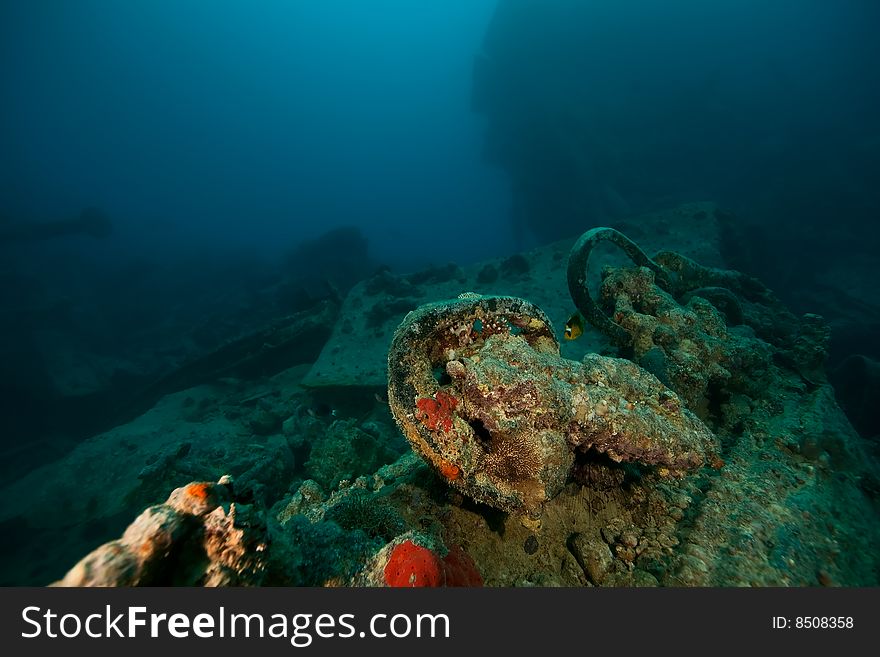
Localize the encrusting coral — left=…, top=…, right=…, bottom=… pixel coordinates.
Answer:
left=53, top=476, right=268, bottom=587
left=386, top=294, right=718, bottom=516
left=569, top=227, right=833, bottom=415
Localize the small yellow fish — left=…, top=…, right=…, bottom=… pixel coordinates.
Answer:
left=564, top=312, right=584, bottom=340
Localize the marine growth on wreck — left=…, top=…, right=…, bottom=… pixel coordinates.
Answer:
left=42, top=222, right=879, bottom=588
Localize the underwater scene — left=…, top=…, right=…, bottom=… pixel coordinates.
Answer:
left=0, top=0, right=878, bottom=587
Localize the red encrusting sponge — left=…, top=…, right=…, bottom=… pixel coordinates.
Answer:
left=383, top=540, right=483, bottom=587
left=415, top=390, right=458, bottom=433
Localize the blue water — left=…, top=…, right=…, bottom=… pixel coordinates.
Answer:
left=0, top=0, right=508, bottom=269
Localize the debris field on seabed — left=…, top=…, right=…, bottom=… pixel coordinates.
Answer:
left=47, top=218, right=879, bottom=587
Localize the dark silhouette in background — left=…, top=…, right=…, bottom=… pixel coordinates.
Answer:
left=0, top=207, right=112, bottom=244
left=473, top=0, right=880, bottom=256
left=472, top=0, right=880, bottom=436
